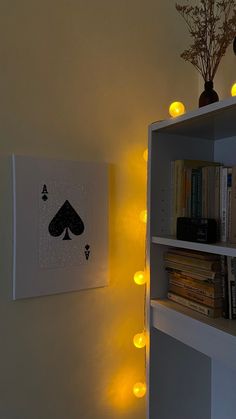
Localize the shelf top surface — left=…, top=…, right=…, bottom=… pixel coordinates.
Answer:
left=151, top=299, right=236, bottom=337
left=150, top=97, right=236, bottom=140
left=150, top=299, right=236, bottom=370
left=152, top=235, right=236, bottom=257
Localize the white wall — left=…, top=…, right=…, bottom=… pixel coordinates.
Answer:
left=0, top=1, right=197, bottom=418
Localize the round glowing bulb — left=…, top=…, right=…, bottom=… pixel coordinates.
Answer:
left=133, top=270, right=146, bottom=285
left=133, top=382, right=146, bottom=398
left=139, top=209, right=147, bottom=223
left=231, top=83, right=236, bottom=96
left=143, top=148, right=148, bottom=162
left=133, top=332, right=146, bottom=348
left=169, top=101, right=186, bottom=117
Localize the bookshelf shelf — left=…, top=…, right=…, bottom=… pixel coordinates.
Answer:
left=152, top=235, right=236, bottom=257
left=151, top=299, right=236, bottom=370
left=147, top=98, right=236, bottom=419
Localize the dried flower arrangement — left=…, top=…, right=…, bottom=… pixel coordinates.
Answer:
left=176, top=0, right=236, bottom=82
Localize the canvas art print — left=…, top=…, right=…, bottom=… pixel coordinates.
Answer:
left=12, top=155, right=109, bottom=299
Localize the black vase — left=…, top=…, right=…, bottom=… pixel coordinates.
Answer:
left=198, top=81, right=219, bottom=108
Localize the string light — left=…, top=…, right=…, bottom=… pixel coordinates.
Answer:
left=133, top=332, right=146, bottom=348
left=133, top=270, right=146, bottom=285
left=231, top=83, right=236, bottom=96
left=132, top=148, right=147, bottom=399
left=133, top=382, right=146, bottom=398
left=169, top=101, right=186, bottom=117
left=139, top=209, right=147, bottom=224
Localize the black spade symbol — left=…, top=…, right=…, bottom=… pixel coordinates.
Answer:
left=48, top=200, right=84, bottom=240
left=84, top=244, right=90, bottom=260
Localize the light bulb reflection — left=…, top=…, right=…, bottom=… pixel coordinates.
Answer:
left=133, top=382, right=146, bottom=398
left=133, top=332, right=146, bottom=348
left=139, top=209, right=147, bottom=223
left=143, top=149, right=148, bottom=162
left=133, top=271, right=146, bottom=285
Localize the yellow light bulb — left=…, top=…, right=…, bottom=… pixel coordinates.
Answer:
left=133, top=332, right=146, bottom=348
left=133, top=270, right=146, bottom=285
left=231, top=83, right=236, bottom=96
left=133, top=382, right=146, bottom=398
left=139, top=209, right=147, bottom=223
left=169, top=101, right=186, bottom=118
left=143, top=148, right=148, bottom=162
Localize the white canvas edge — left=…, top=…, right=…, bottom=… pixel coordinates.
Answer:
left=12, top=154, right=16, bottom=300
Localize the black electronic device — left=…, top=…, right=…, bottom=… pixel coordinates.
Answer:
left=176, top=217, right=218, bottom=244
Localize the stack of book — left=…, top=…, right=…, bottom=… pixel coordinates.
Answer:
left=171, top=159, right=236, bottom=243
left=165, top=248, right=222, bottom=318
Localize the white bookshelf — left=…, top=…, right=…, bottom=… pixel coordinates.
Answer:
left=147, top=98, right=236, bottom=419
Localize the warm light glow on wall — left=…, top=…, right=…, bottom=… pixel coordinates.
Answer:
left=107, top=367, right=139, bottom=410
left=231, top=83, right=236, bottom=96
left=169, top=101, right=186, bottom=117
left=133, top=332, right=146, bottom=348
left=139, top=209, right=147, bottom=223
left=143, top=148, right=148, bottom=162
left=133, top=270, right=146, bottom=285
left=133, top=382, right=146, bottom=398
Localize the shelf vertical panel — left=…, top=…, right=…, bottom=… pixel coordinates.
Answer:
left=211, top=359, right=236, bottom=419
left=149, top=328, right=211, bottom=419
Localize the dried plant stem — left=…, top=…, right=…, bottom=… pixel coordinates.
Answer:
left=176, top=0, right=236, bottom=81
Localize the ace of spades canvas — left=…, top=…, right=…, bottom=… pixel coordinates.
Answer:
left=12, top=155, right=109, bottom=299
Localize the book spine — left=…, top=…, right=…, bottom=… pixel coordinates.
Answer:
left=169, top=274, right=221, bottom=298
left=168, top=248, right=219, bottom=260
left=227, top=168, right=232, bottom=242
left=177, top=160, right=184, bottom=218
left=168, top=284, right=222, bottom=308
left=167, top=292, right=221, bottom=318
left=196, top=168, right=202, bottom=217
left=191, top=169, right=201, bottom=218
left=191, top=169, right=196, bottom=217
left=227, top=256, right=233, bottom=319
left=164, top=253, right=219, bottom=270
left=232, top=258, right=236, bottom=319
left=214, top=166, right=220, bottom=238
left=173, top=160, right=183, bottom=236
left=173, top=160, right=178, bottom=236
left=213, top=166, right=220, bottom=221
left=185, top=168, right=192, bottom=217
left=165, top=261, right=218, bottom=280
left=227, top=189, right=232, bottom=242
left=182, top=167, right=187, bottom=217
left=231, top=281, right=236, bottom=319
left=207, top=166, right=216, bottom=219
left=230, top=166, right=236, bottom=243
left=227, top=256, right=236, bottom=319
left=201, top=166, right=208, bottom=218
left=220, top=167, right=228, bottom=242
left=170, top=161, right=175, bottom=236
left=220, top=255, right=229, bottom=319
